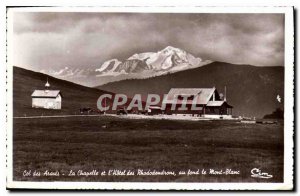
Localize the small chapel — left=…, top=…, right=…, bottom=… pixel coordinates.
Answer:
left=31, top=79, right=62, bottom=109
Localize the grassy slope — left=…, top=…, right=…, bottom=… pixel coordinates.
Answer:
left=13, top=116, right=283, bottom=182
left=98, top=62, right=284, bottom=118
left=12, top=66, right=284, bottom=183
left=13, top=66, right=113, bottom=116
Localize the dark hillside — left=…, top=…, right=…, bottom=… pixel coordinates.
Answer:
left=98, top=62, right=284, bottom=118
left=13, top=66, right=113, bottom=117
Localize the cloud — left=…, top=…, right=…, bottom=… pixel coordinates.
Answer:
left=11, top=12, right=284, bottom=71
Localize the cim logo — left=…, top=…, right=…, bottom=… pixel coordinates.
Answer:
left=251, top=168, right=273, bottom=179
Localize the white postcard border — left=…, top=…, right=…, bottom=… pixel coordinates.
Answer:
left=6, top=6, right=294, bottom=190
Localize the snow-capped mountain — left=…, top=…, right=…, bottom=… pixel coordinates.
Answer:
left=128, top=46, right=202, bottom=70
left=95, top=46, right=211, bottom=77
left=41, top=46, right=212, bottom=86
left=44, top=67, right=96, bottom=78
left=95, top=59, right=122, bottom=74
left=95, top=59, right=150, bottom=76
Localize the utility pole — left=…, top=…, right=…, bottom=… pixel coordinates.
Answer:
left=224, top=86, right=227, bottom=101
left=104, top=97, right=106, bottom=115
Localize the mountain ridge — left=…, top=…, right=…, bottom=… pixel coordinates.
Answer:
left=95, top=46, right=209, bottom=76
left=41, top=46, right=212, bottom=86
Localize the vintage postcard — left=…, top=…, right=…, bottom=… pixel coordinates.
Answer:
left=6, top=6, right=294, bottom=190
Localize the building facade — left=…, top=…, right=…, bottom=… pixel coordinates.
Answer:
left=31, top=80, right=62, bottom=109
left=163, top=87, right=233, bottom=116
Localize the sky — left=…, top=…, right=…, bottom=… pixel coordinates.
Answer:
left=11, top=12, right=284, bottom=71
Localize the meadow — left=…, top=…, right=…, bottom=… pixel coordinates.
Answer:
left=13, top=116, right=283, bottom=182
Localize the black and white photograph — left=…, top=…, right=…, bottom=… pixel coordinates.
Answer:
left=5, top=6, right=294, bottom=190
